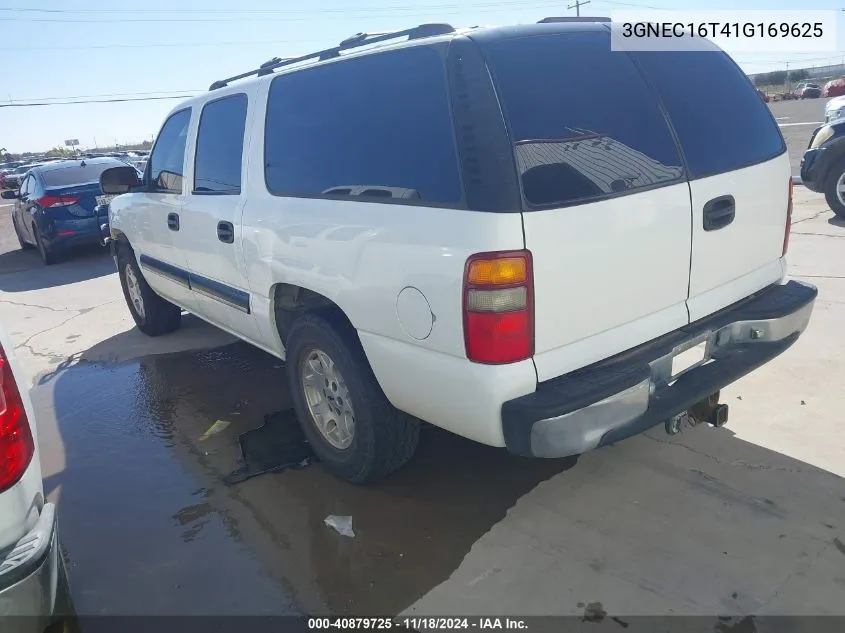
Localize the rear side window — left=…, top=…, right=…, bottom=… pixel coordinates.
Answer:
left=483, top=31, right=684, bottom=209
left=264, top=46, right=462, bottom=205
left=149, top=108, right=191, bottom=194
left=633, top=51, right=785, bottom=178
left=194, top=94, right=248, bottom=194
left=41, top=163, right=119, bottom=188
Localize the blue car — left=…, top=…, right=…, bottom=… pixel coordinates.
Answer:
left=2, top=157, right=126, bottom=265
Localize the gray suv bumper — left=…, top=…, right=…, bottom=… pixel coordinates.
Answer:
left=0, top=503, right=59, bottom=631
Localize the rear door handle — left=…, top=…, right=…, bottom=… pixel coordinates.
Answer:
left=702, top=195, right=735, bottom=231
left=217, top=221, right=235, bottom=244
left=167, top=212, right=180, bottom=231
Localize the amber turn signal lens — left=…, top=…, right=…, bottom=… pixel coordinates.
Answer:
left=466, top=257, right=527, bottom=286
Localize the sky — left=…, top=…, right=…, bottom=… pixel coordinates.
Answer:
left=2, top=0, right=845, bottom=153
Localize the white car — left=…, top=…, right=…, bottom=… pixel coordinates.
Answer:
left=100, top=19, right=817, bottom=483
left=0, top=323, right=64, bottom=628
left=825, top=95, right=845, bottom=124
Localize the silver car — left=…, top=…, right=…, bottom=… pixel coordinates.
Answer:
left=0, top=322, right=69, bottom=631
left=824, top=95, right=845, bottom=124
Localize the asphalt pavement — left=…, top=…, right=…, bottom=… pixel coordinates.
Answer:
left=768, top=97, right=828, bottom=179
left=0, top=130, right=843, bottom=627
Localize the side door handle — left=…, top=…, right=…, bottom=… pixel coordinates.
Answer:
left=217, top=221, right=235, bottom=244
left=167, top=212, right=180, bottom=231
left=703, top=195, right=735, bottom=231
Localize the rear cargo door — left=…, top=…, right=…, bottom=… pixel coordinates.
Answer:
left=633, top=49, right=790, bottom=322
left=481, top=28, right=694, bottom=381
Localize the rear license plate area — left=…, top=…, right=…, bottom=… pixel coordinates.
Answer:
left=670, top=341, right=708, bottom=381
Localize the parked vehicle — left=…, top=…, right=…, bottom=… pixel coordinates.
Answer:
left=800, top=120, right=845, bottom=218
left=823, top=95, right=845, bottom=124
left=101, top=20, right=817, bottom=483
left=823, top=78, right=845, bottom=98
left=3, top=164, right=43, bottom=191
left=795, top=83, right=822, bottom=99
left=1, top=157, right=123, bottom=265
left=0, top=321, right=68, bottom=630
left=756, top=88, right=770, bottom=103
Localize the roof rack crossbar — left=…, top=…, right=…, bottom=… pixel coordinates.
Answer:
left=537, top=16, right=612, bottom=23
left=209, top=23, right=455, bottom=90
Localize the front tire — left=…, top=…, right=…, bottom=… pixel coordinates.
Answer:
left=823, top=158, right=845, bottom=218
left=117, top=245, right=182, bottom=336
left=286, top=313, right=419, bottom=484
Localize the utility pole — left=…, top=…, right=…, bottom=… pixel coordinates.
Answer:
left=568, top=0, right=590, bottom=16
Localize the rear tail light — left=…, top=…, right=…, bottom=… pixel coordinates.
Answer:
left=0, top=341, right=34, bottom=494
left=783, top=178, right=794, bottom=257
left=463, top=250, right=534, bottom=364
left=38, top=195, right=79, bottom=208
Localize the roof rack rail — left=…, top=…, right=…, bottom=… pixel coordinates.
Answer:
left=537, top=16, right=612, bottom=23
left=209, top=23, right=455, bottom=90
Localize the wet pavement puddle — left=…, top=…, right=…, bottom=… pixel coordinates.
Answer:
left=31, top=342, right=577, bottom=616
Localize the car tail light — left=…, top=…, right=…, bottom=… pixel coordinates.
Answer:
left=0, top=341, right=34, bottom=494
left=783, top=178, right=794, bottom=257
left=38, top=195, right=79, bottom=208
left=463, top=250, right=533, bottom=364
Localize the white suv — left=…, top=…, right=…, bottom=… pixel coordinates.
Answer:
left=0, top=323, right=64, bottom=629
left=101, top=20, right=817, bottom=483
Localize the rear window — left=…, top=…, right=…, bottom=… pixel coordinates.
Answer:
left=41, top=163, right=117, bottom=188
left=483, top=31, right=684, bottom=208
left=632, top=50, right=785, bottom=178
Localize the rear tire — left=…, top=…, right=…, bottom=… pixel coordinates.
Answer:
left=34, top=225, right=56, bottom=265
left=117, top=245, right=182, bottom=336
left=286, top=312, right=419, bottom=484
left=823, top=158, right=845, bottom=218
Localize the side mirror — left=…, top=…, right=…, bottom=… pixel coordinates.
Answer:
left=1, top=190, right=19, bottom=200
left=100, top=165, right=141, bottom=195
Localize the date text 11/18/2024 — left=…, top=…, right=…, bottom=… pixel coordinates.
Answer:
left=307, top=618, right=529, bottom=630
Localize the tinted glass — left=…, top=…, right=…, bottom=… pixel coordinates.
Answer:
left=633, top=51, right=784, bottom=178
left=265, top=46, right=461, bottom=204
left=41, top=162, right=120, bottom=188
left=483, top=31, right=683, bottom=208
left=149, top=108, right=191, bottom=193
left=194, top=94, right=247, bottom=194
left=19, top=176, right=30, bottom=196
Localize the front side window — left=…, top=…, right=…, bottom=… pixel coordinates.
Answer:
left=264, top=46, right=462, bottom=205
left=483, top=31, right=684, bottom=209
left=194, top=94, right=248, bottom=194
left=149, top=108, right=192, bottom=194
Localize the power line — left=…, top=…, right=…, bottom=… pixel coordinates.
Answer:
left=0, top=39, right=317, bottom=52
left=0, top=95, right=195, bottom=108
left=0, top=0, right=560, bottom=14
left=1, top=1, right=568, bottom=23
left=6, top=90, right=202, bottom=103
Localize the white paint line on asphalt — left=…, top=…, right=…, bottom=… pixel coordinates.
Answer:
left=776, top=116, right=791, bottom=120
left=0, top=203, right=13, bottom=210
left=778, top=121, right=823, bottom=127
